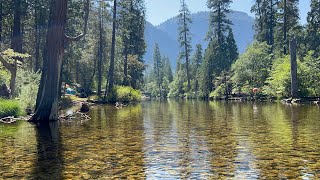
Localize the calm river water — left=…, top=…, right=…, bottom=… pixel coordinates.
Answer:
left=0, top=100, right=319, bottom=179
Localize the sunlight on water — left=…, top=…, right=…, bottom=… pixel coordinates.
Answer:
left=0, top=100, right=320, bottom=179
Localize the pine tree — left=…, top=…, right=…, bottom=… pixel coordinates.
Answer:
left=178, top=0, right=192, bottom=91
left=153, top=43, right=162, bottom=96
left=226, top=28, right=238, bottom=66
left=275, top=0, right=299, bottom=55
left=251, top=0, right=279, bottom=50
left=191, top=44, right=203, bottom=92
left=206, top=0, right=232, bottom=44
left=118, top=0, right=146, bottom=88
left=306, top=0, right=320, bottom=55
left=199, top=40, right=218, bottom=96
left=107, top=0, right=117, bottom=94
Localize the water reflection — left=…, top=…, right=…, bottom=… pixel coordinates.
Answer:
left=0, top=100, right=319, bottom=179
left=32, top=122, right=63, bottom=179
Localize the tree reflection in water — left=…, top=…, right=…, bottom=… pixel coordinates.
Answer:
left=31, top=122, right=63, bottom=179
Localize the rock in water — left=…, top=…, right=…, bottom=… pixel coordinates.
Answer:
left=80, top=103, right=90, bottom=113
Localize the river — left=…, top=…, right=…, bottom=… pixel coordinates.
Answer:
left=0, top=100, right=319, bottom=179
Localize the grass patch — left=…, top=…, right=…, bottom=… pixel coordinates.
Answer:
left=0, top=99, right=23, bottom=118
left=107, top=86, right=141, bottom=103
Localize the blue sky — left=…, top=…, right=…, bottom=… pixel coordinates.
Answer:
left=145, top=0, right=311, bottom=25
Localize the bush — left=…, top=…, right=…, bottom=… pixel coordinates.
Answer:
left=107, top=86, right=141, bottom=103
left=0, top=99, right=23, bottom=118
left=210, top=84, right=226, bottom=99
left=15, top=69, right=41, bottom=110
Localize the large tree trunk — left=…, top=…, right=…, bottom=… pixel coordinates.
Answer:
left=10, top=0, right=22, bottom=96
left=106, top=0, right=117, bottom=95
left=0, top=1, right=3, bottom=44
left=97, top=4, right=103, bottom=95
left=34, top=0, right=41, bottom=72
left=123, top=48, right=128, bottom=86
left=32, top=0, right=67, bottom=121
left=32, top=0, right=89, bottom=121
left=283, top=0, right=287, bottom=55
left=183, top=5, right=191, bottom=91
left=269, top=0, right=274, bottom=51
left=290, top=38, right=298, bottom=98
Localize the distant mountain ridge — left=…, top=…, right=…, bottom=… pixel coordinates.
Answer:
left=144, top=11, right=255, bottom=70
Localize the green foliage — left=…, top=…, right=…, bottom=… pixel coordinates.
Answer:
left=153, top=43, right=162, bottom=91
left=1, top=49, right=31, bottom=61
left=15, top=69, right=41, bottom=110
left=0, top=99, right=23, bottom=118
left=107, top=86, right=141, bottom=103
left=300, top=51, right=320, bottom=96
left=206, top=0, right=232, bottom=42
left=263, top=51, right=320, bottom=98
left=232, top=42, right=272, bottom=93
left=198, top=51, right=213, bottom=97
left=306, top=0, right=320, bottom=56
left=0, top=69, right=9, bottom=85
left=209, top=84, right=226, bottom=99
left=263, top=56, right=291, bottom=97
left=128, top=55, right=146, bottom=88
left=168, top=69, right=185, bottom=98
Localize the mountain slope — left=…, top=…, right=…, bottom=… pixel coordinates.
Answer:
left=144, top=11, right=255, bottom=70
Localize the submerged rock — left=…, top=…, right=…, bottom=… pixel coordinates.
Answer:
left=80, top=103, right=90, bottom=113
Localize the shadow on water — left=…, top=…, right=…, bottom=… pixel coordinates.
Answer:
left=31, top=122, right=64, bottom=179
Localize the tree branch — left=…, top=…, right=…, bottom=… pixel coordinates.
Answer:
left=0, top=54, right=14, bottom=72
left=65, top=0, right=90, bottom=43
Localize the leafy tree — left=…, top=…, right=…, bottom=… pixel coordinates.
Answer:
left=300, top=51, right=320, bottom=96
left=232, top=42, right=272, bottom=93
left=178, top=0, right=192, bottom=91
left=0, top=49, right=30, bottom=96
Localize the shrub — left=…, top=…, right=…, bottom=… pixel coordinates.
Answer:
left=15, top=69, right=41, bottom=110
left=107, top=86, right=141, bottom=103
left=0, top=99, right=23, bottom=118
left=210, top=84, right=226, bottom=99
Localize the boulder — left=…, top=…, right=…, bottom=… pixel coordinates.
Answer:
left=0, top=84, right=10, bottom=98
left=80, top=103, right=90, bottom=113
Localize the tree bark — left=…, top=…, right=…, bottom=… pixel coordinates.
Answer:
left=283, top=0, right=287, bottom=55
left=183, top=1, right=191, bottom=91
left=31, top=0, right=67, bottom=122
left=97, top=4, right=103, bottom=95
left=106, top=0, right=117, bottom=96
left=9, top=0, right=22, bottom=96
left=123, top=47, right=128, bottom=86
left=32, top=0, right=89, bottom=122
left=290, top=38, right=298, bottom=98
left=0, top=1, right=3, bottom=44
left=34, top=0, right=40, bottom=72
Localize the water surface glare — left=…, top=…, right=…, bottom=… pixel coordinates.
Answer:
left=0, top=100, right=320, bottom=179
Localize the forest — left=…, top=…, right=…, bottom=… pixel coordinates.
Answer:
left=0, top=0, right=319, bottom=122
